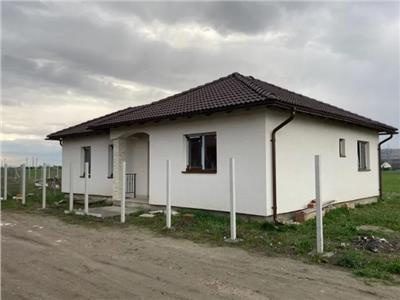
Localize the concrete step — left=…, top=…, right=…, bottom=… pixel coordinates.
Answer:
left=112, top=199, right=150, bottom=209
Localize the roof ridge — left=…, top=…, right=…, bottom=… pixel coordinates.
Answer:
left=145, top=73, right=238, bottom=107
left=232, top=72, right=277, bottom=100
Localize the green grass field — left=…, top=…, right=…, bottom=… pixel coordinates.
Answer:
left=2, top=170, right=400, bottom=282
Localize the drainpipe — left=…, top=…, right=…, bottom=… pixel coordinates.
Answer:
left=271, top=109, right=296, bottom=223
left=378, top=133, right=393, bottom=198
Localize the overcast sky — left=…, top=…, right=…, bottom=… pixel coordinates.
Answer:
left=1, top=1, right=399, bottom=165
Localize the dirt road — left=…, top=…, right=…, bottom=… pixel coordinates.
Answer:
left=2, top=211, right=399, bottom=300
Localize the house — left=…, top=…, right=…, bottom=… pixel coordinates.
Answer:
left=381, top=161, right=392, bottom=170
left=381, top=148, right=400, bottom=170
left=47, top=73, right=397, bottom=220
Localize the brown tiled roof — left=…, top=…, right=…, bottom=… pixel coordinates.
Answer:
left=47, top=72, right=397, bottom=140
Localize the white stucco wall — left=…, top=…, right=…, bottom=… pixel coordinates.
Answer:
left=61, top=108, right=380, bottom=217
left=61, top=134, right=113, bottom=196
left=111, top=110, right=268, bottom=216
left=265, top=110, right=379, bottom=215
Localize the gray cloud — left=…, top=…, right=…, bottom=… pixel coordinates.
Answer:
left=1, top=1, right=399, bottom=165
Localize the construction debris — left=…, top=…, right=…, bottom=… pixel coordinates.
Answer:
left=294, top=200, right=335, bottom=223
left=139, top=213, right=155, bottom=218
left=355, top=236, right=395, bottom=253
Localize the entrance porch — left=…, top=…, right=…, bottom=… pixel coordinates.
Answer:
left=112, top=132, right=149, bottom=204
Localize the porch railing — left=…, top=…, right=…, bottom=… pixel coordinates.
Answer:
left=126, top=173, right=136, bottom=198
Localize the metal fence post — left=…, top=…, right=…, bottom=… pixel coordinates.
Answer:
left=166, top=160, right=171, bottom=229
left=315, top=155, right=324, bottom=254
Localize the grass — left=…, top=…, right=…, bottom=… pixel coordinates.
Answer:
left=2, top=169, right=400, bottom=282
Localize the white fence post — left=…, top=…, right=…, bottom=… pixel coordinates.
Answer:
left=315, top=155, right=324, bottom=254
left=22, top=164, right=26, bottom=205
left=0, top=162, right=2, bottom=200
left=121, top=161, right=126, bottom=223
left=229, top=157, right=237, bottom=240
left=84, top=162, right=89, bottom=214
left=69, top=162, right=74, bottom=211
left=34, top=157, right=38, bottom=181
left=42, top=163, right=46, bottom=208
left=166, top=160, right=171, bottom=229
left=4, top=163, right=8, bottom=200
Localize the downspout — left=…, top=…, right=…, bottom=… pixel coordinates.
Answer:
left=378, top=133, right=393, bottom=198
left=271, top=109, right=296, bottom=223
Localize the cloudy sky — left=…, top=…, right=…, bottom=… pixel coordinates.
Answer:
left=1, top=1, right=399, bottom=165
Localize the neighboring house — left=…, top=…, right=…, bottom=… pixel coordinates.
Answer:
left=47, top=73, right=397, bottom=219
left=381, top=148, right=400, bottom=170
left=381, top=161, right=392, bottom=170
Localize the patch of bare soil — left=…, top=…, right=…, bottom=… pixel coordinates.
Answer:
left=2, top=211, right=400, bottom=300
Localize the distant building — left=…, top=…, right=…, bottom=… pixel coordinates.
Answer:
left=381, top=148, right=400, bottom=170
left=381, top=161, right=392, bottom=170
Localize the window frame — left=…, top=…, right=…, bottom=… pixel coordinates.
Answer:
left=107, top=144, right=114, bottom=178
left=339, top=138, right=346, bottom=157
left=357, top=141, right=370, bottom=171
left=183, top=132, right=217, bottom=174
left=80, top=146, right=91, bottom=178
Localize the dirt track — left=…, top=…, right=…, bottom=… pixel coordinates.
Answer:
left=2, top=211, right=399, bottom=300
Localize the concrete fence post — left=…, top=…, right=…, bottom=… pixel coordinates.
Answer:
left=22, top=164, right=26, bottom=205
left=166, top=160, right=171, bottom=229
left=229, top=157, right=237, bottom=240
left=0, top=162, right=2, bottom=200
left=34, top=157, right=38, bottom=181
left=84, top=162, right=89, bottom=214
left=42, top=163, right=46, bottom=208
left=4, top=163, right=8, bottom=200
left=315, top=155, right=324, bottom=254
left=69, top=162, right=74, bottom=211
left=121, top=161, right=126, bottom=223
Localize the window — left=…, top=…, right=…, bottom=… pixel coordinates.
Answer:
left=81, top=146, right=91, bottom=177
left=185, top=133, right=217, bottom=173
left=108, top=144, right=113, bottom=178
left=357, top=141, right=370, bottom=171
left=339, top=138, right=346, bottom=157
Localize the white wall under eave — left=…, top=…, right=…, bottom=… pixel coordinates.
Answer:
left=265, top=110, right=379, bottom=215
left=111, top=110, right=268, bottom=216
left=62, top=134, right=113, bottom=196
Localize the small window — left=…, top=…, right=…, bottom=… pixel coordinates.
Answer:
left=357, top=141, right=370, bottom=171
left=185, top=133, right=217, bottom=173
left=108, top=144, right=113, bottom=178
left=339, top=138, right=346, bottom=157
left=81, top=146, right=91, bottom=177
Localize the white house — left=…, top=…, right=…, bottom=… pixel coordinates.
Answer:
left=47, top=73, right=397, bottom=220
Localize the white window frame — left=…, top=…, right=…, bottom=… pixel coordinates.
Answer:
left=185, top=132, right=216, bottom=171
left=357, top=141, right=370, bottom=171
left=339, top=138, right=346, bottom=157
left=80, top=146, right=91, bottom=177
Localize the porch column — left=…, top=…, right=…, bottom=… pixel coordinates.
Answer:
left=112, top=138, right=127, bottom=201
